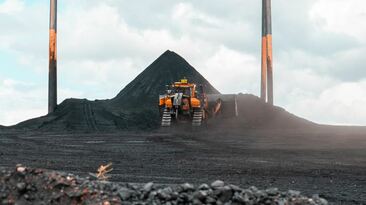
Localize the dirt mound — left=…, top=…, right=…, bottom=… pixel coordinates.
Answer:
left=12, top=50, right=315, bottom=132
left=210, top=94, right=315, bottom=129
left=16, top=98, right=160, bottom=132
left=0, top=166, right=328, bottom=205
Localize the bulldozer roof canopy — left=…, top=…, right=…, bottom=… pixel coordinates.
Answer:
left=173, top=82, right=195, bottom=88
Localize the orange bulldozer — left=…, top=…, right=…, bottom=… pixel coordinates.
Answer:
left=159, top=78, right=238, bottom=127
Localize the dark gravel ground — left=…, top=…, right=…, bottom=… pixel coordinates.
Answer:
left=0, top=166, right=328, bottom=205
left=0, top=126, right=365, bottom=204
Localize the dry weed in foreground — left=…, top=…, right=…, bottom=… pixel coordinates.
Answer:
left=96, top=163, right=113, bottom=181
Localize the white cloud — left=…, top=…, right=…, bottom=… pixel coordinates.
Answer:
left=287, top=80, right=366, bottom=125
left=0, top=78, right=45, bottom=126
left=172, top=2, right=221, bottom=27
left=0, top=0, right=24, bottom=14
left=310, top=0, right=366, bottom=43
left=55, top=2, right=219, bottom=99
left=0, top=77, right=84, bottom=126
left=199, top=46, right=259, bottom=94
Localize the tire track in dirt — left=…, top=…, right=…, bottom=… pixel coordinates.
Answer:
left=83, top=101, right=99, bottom=131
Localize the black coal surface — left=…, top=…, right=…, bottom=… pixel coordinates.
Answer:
left=209, top=94, right=315, bottom=129
left=10, top=50, right=314, bottom=132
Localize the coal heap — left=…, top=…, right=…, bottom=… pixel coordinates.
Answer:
left=13, top=51, right=218, bottom=132
left=12, top=50, right=314, bottom=132
left=110, top=50, right=219, bottom=110
left=216, top=94, right=314, bottom=129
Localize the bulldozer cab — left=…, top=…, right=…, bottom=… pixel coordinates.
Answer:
left=170, top=78, right=198, bottom=98
left=173, top=86, right=191, bottom=97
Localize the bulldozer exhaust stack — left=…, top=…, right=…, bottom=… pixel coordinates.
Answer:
left=48, top=0, right=57, bottom=113
left=261, top=0, right=274, bottom=105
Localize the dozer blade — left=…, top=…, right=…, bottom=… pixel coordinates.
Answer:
left=207, top=94, right=238, bottom=118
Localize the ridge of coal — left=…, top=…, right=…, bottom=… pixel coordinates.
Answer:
left=0, top=165, right=328, bottom=205
left=12, top=50, right=315, bottom=132
left=212, top=93, right=315, bottom=129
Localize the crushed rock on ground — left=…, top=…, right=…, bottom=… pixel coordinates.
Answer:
left=0, top=165, right=328, bottom=205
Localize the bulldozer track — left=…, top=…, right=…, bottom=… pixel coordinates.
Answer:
left=161, top=108, right=172, bottom=127
left=83, top=101, right=99, bottom=131
left=192, top=109, right=203, bottom=126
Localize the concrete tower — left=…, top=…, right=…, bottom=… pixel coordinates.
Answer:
left=48, top=0, right=57, bottom=113
left=260, top=0, right=274, bottom=105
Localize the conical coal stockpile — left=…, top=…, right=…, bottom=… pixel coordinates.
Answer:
left=110, top=50, right=219, bottom=109
left=12, top=50, right=314, bottom=132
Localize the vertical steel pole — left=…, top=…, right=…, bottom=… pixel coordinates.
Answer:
left=48, top=0, right=57, bottom=113
left=260, top=0, right=267, bottom=102
left=266, top=0, right=274, bottom=105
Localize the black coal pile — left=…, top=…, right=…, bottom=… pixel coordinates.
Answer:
left=13, top=51, right=218, bottom=132
left=109, top=50, right=219, bottom=110
left=0, top=166, right=328, bottom=205
left=209, top=94, right=315, bottom=129
left=11, top=50, right=315, bottom=132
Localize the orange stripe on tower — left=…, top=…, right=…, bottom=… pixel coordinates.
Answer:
left=266, top=34, right=273, bottom=105
left=49, top=29, right=57, bottom=61
left=265, top=0, right=273, bottom=105
left=260, top=0, right=267, bottom=101
left=261, top=36, right=267, bottom=101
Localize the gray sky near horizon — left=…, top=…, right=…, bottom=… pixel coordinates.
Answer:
left=0, top=0, right=366, bottom=126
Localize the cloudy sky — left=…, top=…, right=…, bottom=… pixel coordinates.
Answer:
left=0, top=0, right=365, bottom=126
